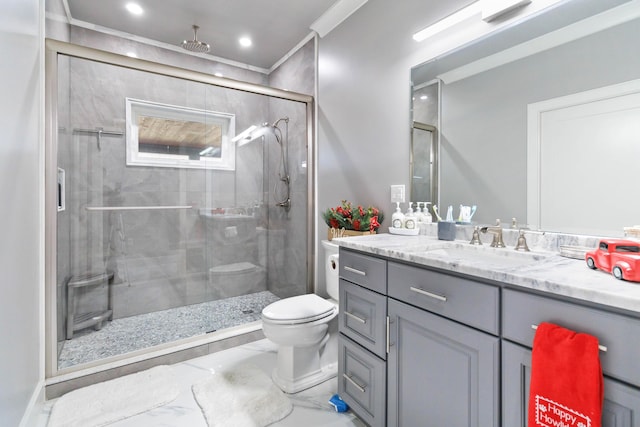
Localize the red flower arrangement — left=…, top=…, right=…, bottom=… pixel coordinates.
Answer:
left=322, top=200, right=384, bottom=232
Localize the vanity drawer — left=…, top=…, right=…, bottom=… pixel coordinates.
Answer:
left=339, top=279, right=387, bottom=359
left=503, top=288, right=640, bottom=388
left=339, top=249, right=387, bottom=294
left=338, top=334, right=386, bottom=427
left=388, top=261, right=499, bottom=335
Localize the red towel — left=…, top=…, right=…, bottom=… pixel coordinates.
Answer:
left=528, top=322, right=604, bottom=427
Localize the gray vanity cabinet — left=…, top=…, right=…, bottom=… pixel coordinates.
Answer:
left=338, top=248, right=501, bottom=426
left=502, top=289, right=640, bottom=426
left=387, top=298, right=500, bottom=426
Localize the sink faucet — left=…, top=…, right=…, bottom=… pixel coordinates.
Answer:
left=480, top=219, right=505, bottom=248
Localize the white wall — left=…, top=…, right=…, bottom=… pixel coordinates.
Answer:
left=0, top=0, right=44, bottom=424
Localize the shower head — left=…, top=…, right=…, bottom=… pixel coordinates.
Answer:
left=182, top=25, right=210, bottom=53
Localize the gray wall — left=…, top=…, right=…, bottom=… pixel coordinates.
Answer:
left=0, top=0, right=43, bottom=425
left=316, top=0, right=470, bottom=291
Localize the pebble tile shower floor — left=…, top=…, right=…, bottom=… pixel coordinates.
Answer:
left=58, top=291, right=280, bottom=368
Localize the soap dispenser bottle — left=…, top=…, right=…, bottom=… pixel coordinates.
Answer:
left=415, top=202, right=425, bottom=223
left=403, top=202, right=416, bottom=229
left=423, top=202, right=433, bottom=224
left=391, top=202, right=405, bottom=229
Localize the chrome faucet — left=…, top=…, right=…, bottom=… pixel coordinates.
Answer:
left=480, top=219, right=505, bottom=248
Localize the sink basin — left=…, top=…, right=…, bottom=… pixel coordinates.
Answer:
left=420, top=242, right=551, bottom=268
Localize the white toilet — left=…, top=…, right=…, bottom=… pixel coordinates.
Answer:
left=261, top=240, right=340, bottom=393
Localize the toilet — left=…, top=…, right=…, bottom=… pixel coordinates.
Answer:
left=261, top=240, right=340, bottom=393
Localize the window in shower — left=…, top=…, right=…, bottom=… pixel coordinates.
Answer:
left=46, top=41, right=314, bottom=375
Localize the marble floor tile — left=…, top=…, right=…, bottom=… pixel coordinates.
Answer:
left=38, top=339, right=366, bottom=427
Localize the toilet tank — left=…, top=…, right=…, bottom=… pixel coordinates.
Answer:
left=321, top=240, right=339, bottom=300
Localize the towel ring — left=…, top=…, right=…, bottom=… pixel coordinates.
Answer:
left=531, top=324, right=607, bottom=352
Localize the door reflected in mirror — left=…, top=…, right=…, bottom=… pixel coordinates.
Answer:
left=411, top=81, right=439, bottom=210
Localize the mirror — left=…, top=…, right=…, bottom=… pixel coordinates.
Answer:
left=411, top=0, right=640, bottom=236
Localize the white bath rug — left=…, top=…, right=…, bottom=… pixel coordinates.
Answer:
left=48, top=365, right=179, bottom=427
left=192, top=364, right=293, bottom=427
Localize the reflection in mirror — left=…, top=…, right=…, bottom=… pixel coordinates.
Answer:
left=410, top=0, right=640, bottom=237
left=411, top=81, right=440, bottom=211
left=411, top=122, right=437, bottom=205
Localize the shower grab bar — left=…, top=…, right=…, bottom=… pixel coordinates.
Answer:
left=73, top=128, right=124, bottom=150
left=531, top=324, right=607, bottom=352
left=74, top=128, right=124, bottom=136
left=86, top=205, right=192, bottom=211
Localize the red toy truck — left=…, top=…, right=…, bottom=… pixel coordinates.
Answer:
left=585, top=239, right=640, bottom=282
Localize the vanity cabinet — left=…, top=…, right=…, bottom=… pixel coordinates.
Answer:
left=502, top=288, right=640, bottom=426
left=338, top=248, right=500, bottom=426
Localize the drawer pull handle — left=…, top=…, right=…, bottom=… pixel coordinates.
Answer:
left=345, top=311, right=367, bottom=324
left=344, top=266, right=367, bottom=276
left=386, top=316, right=390, bottom=354
left=410, top=286, right=447, bottom=302
left=531, top=324, right=608, bottom=352
left=343, top=373, right=366, bottom=393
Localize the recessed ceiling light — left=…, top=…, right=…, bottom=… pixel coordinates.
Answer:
left=125, top=3, right=144, bottom=16
left=126, top=52, right=138, bottom=58
left=214, top=72, right=223, bottom=77
left=420, top=95, right=428, bottom=100
left=239, top=37, right=252, bottom=47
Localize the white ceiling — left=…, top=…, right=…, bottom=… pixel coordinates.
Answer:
left=65, top=0, right=341, bottom=70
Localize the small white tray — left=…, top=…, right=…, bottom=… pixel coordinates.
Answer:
left=389, top=227, right=420, bottom=236
left=559, top=245, right=593, bottom=260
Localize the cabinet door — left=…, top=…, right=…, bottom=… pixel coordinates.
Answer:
left=387, top=299, right=500, bottom=427
left=502, top=340, right=640, bottom=427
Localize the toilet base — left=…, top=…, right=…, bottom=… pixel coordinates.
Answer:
left=272, top=361, right=337, bottom=394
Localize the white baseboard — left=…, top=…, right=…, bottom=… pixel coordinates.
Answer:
left=20, top=380, right=46, bottom=427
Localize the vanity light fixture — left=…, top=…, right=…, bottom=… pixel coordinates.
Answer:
left=125, top=2, right=144, bottom=16
left=413, top=2, right=482, bottom=42
left=239, top=36, right=252, bottom=47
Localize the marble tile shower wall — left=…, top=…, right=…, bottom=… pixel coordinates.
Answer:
left=58, top=30, right=315, bottom=321
left=266, top=39, right=315, bottom=298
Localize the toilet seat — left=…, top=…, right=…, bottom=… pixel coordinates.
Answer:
left=262, top=294, right=336, bottom=325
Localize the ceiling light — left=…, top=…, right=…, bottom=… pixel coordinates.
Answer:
left=126, top=52, right=138, bottom=58
left=420, top=95, right=428, bottom=100
left=239, top=37, right=252, bottom=47
left=125, top=3, right=144, bottom=16
left=214, top=72, right=223, bottom=77
left=413, top=2, right=482, bottom=42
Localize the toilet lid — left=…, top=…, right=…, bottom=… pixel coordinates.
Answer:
left=262, top=294, right=336, bottom=324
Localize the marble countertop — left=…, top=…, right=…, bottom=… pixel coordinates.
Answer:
left=333, top=233, right=640, bottom=315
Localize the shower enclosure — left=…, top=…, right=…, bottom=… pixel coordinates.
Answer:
left=45, top=40, right=314, bottom=376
